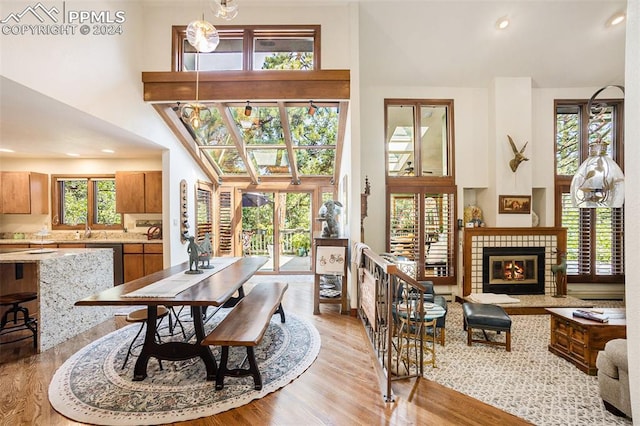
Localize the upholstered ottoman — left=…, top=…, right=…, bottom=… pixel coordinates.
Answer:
left=462, top=302, right=512, bottom=351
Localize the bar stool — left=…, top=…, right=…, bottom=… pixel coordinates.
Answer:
left=0, top=292, right=38, bottom=349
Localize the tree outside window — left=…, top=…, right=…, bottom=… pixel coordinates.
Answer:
left=52, top=176, right=122, bottom=230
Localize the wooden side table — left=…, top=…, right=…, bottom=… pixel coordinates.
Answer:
left=546, top=307, right=626, bottom=375
left=313, top=236, right=348, bottom=314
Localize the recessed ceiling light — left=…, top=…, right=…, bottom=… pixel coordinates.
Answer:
left=66, top=153, right=80, bottom=157
left=0, top=148, right=15, bottom=153
left=496, top=16, right=510, bottom=30
left=102, top=149, right=115, bottom=154
left=608, top=12, right=625, bottom=27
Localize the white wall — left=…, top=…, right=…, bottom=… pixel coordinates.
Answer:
left=624, top=0, right=639, bottom=418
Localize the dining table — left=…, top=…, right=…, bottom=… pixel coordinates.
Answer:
left=75, top=256, right=268, bottom=381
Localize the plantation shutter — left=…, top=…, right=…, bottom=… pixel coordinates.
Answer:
left=217, top=188, right=233, bottom=255
left=389, top=194, right=419, bottom=262
left=196, top=184, right=213, bottom=243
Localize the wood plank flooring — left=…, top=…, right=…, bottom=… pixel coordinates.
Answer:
left=0, top=280, right=531, bottom=425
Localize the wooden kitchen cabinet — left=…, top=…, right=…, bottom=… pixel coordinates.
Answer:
left=143, top=243, right=164, bottom=275
left=0, top=172, right=48, bottom=214
left=115, top=171, right=162, bottom=213
left=123, top=243, right=163, bottom=282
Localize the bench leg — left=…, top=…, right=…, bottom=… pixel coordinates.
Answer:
left=467, top=327, right=472, bottom=346
left=246, top=346, right=263, bottom=390
left=506, top=330, right=511, bottom=352
left=215, top=346, right=263, bottom=391
left=215, top=346, right=229, bottom=390
left=275, top=303, right=286, bottom=323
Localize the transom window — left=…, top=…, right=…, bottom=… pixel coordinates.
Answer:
left=51, top=175, right=122, bottom=230
left=554, top=99, right=624, bottom=282
left=172, top=25, right=320, bottom=72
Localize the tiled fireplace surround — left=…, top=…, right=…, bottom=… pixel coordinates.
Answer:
left=463, top=227, right=567, bottom=297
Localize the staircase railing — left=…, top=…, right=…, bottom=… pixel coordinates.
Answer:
left=355, top=247, right=427, bottom=402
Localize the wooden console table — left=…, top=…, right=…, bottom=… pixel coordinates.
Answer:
left=546, top=307, right=626, bottom=375
left=313, top=236, right=348, bottom=314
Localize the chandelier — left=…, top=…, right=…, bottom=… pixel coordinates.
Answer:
left=211, top=0, right=239, bottom=21
left=570, top=85, right=625, bottom=208
left=180, top=17, right=220, bottom=130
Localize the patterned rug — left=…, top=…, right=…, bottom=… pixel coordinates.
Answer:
left=48, top=310, right=320, bottom=425
left=422, top=302, right=631, bottom=426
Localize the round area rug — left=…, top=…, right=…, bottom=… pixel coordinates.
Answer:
left=49, top=310, right=320, bottom=425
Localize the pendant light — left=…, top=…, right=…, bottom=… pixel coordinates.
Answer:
left=570, top=85, right=625, bottom=208
left=211, top=0, right=239, bottom=21
left=180, top=51, right=212, bottom=130
left=181, top=15, right=219, bottom=130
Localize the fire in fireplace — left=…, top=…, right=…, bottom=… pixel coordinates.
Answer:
left=482, top=247, right=545, bottom=295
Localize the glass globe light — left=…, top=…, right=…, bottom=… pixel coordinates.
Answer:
left=181, top=103, right=212, bottom=130
left=186, top=19, right=219, bottom=53
left=212, top=0, right=239, bottom=21
left=570, top=142, right=625, bottom=208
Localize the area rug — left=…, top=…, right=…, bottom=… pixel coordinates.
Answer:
left=49, top=310, right=321, bottom=425
left=421, top=302, right=631, bottom=426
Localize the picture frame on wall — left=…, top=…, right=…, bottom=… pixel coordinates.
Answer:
left=499, top=195, right=531, bottom=214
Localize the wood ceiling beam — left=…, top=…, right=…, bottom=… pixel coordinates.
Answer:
left=142, top=70, right=350, bottom=102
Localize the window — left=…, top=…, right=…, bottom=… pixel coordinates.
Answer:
left=385, top=100, right=454, bottom=178
left=52, top=175, right=122, bottom=230
left=555, top=100, right=624, bottom=282
left=196, top=181, right=214, bottom=243
left=385, top=99, right=456, bottom=283
left=172, top=26, right=320, bottom=72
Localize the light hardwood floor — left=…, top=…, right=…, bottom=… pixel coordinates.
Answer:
left=0, top=279, right=531, bottom=425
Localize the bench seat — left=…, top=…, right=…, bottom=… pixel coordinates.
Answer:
left=462, top=302, right=512, bottom=351
left=202, top=282, right=288, bottom=390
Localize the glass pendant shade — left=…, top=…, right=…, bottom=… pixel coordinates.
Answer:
left=181, top=103, right=212, bottom=130
left=570, top=142, right=625, bottom=208
left=186, top=19, right=220, bottom=53
left=211, top=0, right=239, bottom=21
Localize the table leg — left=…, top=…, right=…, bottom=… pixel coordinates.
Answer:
left=132, top=305, right=218, bottom=381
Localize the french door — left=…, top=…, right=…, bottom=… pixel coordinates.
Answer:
left=240, top=190, right=313, bottom=274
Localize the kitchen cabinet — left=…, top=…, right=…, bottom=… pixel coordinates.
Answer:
left=123, top=243, right=163, bottom=282
left=115, top=171, right=162, bottom=213
left=0, top=172, right=48, bottom=214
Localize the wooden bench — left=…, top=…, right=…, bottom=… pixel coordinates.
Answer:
left=202, top=282, right=288, bottom=390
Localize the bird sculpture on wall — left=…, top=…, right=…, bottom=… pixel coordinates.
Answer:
left=507, top=135, right=529, bottom=172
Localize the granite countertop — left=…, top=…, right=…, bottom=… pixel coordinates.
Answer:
left=0, top=238, right=163, bottom=245
left=0, top=247, right=112, bottom=263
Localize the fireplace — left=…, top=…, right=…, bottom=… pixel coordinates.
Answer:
left=482, top=247, right=545, bottom=295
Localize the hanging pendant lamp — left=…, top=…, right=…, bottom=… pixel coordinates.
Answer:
left=570, top=85, right=625, bottom=208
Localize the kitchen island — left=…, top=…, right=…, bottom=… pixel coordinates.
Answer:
left=0, top=248, right=114, bottom=352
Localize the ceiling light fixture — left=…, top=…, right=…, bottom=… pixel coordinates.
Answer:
left=211, top=0, right=239, bottom=21
left=180, top=51, right=212, bottom=130
left=496, top=16, right=510, bottom=30
left=570, top=85, right=625, bottom=208
left=101, top=149, right=115, bottom=154
left=308, top=101, right=318, bottom=116
left=607, top=12, right=625, bottom=27
left=244, top=101, right=252, bottom=116
left=0, top=148, right=15, bottom=153
left=185, top=18, right=220, bottom=53
left=66, top=153, right=80, bottom=157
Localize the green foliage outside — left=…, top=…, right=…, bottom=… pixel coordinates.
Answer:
left=61, top=179, right=120, bottom=226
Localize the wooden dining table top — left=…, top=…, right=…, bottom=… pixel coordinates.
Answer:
left=75, top=256, right=268, bottom=307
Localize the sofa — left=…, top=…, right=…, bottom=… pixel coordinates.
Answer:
left=596, top=338, right=631, bottom=418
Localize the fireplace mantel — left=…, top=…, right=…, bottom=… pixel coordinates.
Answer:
left=462, top=227, right=567, bottom=296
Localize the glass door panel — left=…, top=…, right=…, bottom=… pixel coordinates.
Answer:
left=241, top=192, right=275, bottom=271
left=279, top=192, right=312, bottom=272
